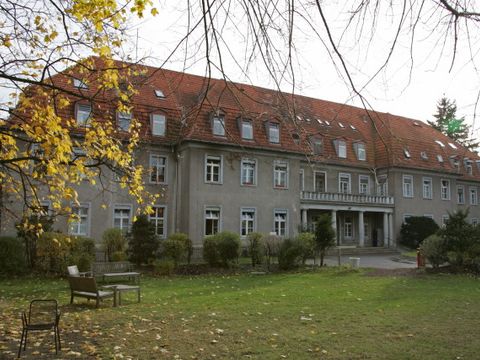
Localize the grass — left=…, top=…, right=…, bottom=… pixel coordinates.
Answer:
left=1, top=268, right=479, bottom=359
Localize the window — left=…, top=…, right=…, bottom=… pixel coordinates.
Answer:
left=274, top=210, right=288, bottom=236
left=69, top=204, right=90, bottom=236
left=448, top=142, right=457, bottom=149
left=441, top=179, right=451, bottom=200
left=437, top=155, right=444, bottom=163
left=117, top=111, right=132, bottom=131
left=470, top=187, right=478, bottom=205
left=339, top=173, right=351, bottom=193
left=241, top=208, right=256, bottom=237
left=113, top=205, right=131, bottom=232
left=354, top=143, right=366, bottom=161
left=344, top=217, right=353, bottom=238
left=273, top=161, right=288, bottom=188
left=403, top=214, right=413, bottom=223
left=241, top=158, right=256, bottom=186
left=423, top=214, right=434, bottom=220
left=314, top=171, right=326, bottom=192
left=212, top=116, right=225, bottom=136
left=359, top=175, right=370, bottom=195
left=422, top=177, right=432, bottom=199
left=39, top=201, right=51, bottom=216
left=465, top=160, right=473, bottom=175
left=75, top=103, right=91, bottom=127
left=205, top=207, right=221, bottom=235
left=299, top=169, right=305, bottom=191
left=268, top=123, right=280, bottom=143
left=149, top=206, right=166, bottom=238
left=149, top=154, right=167, bottom=183
left=154, top=89, right=165, bottom=98
left=151, top=114, right=166, bottom=136
left=73, top=78, right=88, bottom=89
left=457, top=186, right=465, bottom=204
left=334, top=140, right=347, bottom=158
left=442, top=215, right=449, bottom=227
left=338, top=122, right=345, bottom=128
left=403, top=175, right=413, bottom=198
left=435, top=140, right=445, bottom=147
left=205, top=155, right=222, bottom=183
left=420, top=151, right=428, bottom=160
left=472, top=218, right=479, bottom=226
left=241, top=120, right=253, bottom=140
left=403, top=148, right=411, bottom=158
left=376, top=175, right=388, bottom=196
left=311, top=138, right=323, bottom=155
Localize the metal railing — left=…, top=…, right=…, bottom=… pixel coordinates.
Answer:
left=300, top=191, right=394, bottom=205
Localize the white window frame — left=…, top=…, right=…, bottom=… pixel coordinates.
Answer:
left=338, top=173, right=351, bottom=193
left=75, top=103, right=91, bottom=127
left=441, top=179, right=451, bottom=200
left=149, top=154, right=167, bottom=184
left=117, top=111, right=132, bottom=131
left=359, top=175, right=370, bottom=195
left=337, top=140, right=347, bottom=158
left=403, top=214, right=413, bottom=223
left=69, top=203, right=90, bottom=236
left=469, top=186, right=478, bottom=205
left=151, top=113, right=166, bottom=136
left=273, top=161, right=288, bottom=189
left=268, top=123, right=280, bottom=143
left=240, top=158, right=257, bottom=186
left=402, top=175, right=414, bottom=198
left=423, top=214, right=434, bottom=220
left=344, top=216, right=353, bottom=238
left=241, top=120, right=253, bottom=140
left=299, top=169, right=305, bottom=192
left=73, top=78, right=88, bottom=89
left=442, top=215, right=449, bottom=227
left=273, top=209, right=288, bottom=237
left=457, top=185, right=465, bottom=204
left=149, top=205, right=167, bottom=238
left=205, top=155, right=223, bottom=184
left=39, top=200, right=52, bottom=216
left=314, top=171, right=327, bottom=192
left=472, top=218, right=479, bottom=226
left=213, top=116, right=225, bottom=136
left=422, top=177, right=432, bottom=199
left=204, top=206, right=221, bottom=236
left=376, top=175, right=388, bottom=196
left=113, top=204, right=132, bottom=233
left=312, top=138, right=323, bottom=155
left=355, top=143, right=366, bottom=161
left=240, top=207, right=256, bottom=237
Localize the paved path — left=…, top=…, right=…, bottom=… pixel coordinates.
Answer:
left=313, top=254, right=417, bottom=269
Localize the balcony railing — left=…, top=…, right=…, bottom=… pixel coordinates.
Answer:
left=301, top=191, right=394, bottom=205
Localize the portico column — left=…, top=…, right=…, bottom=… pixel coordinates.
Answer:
left=301, top=209, right=308, bottom=231
left=383, top=212, right=389, bottom=247
left=358, top=211, right=365, bottom=247
left=388, top=213, right=394, bottom=248
left=331, top=210, right=338, bottom=245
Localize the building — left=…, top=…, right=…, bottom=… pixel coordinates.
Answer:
left=1, top=59, right=480, bottom=253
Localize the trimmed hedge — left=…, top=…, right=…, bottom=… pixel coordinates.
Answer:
left=203, top=231, right=241, bottom=267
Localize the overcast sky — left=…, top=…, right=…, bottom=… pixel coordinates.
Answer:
left=123, top=1, right=480, bottom=139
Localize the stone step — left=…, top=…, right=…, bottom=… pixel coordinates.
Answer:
left=326, top=247, right=400, bottom=256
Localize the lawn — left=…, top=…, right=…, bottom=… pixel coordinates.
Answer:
left=1, top=268, right=479, bottom=359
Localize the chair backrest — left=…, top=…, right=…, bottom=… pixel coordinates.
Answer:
left=28, top=299, right=58, bottom=325
left=67, top=265, right=80, bottom=276
left=68, top=276, right=98, bottom=294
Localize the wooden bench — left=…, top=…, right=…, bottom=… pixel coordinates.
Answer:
left=91, top=262, right=140, bottom=284
left=67, top=276, right=116, bottom=307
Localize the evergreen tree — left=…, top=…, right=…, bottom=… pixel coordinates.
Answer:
left=127, top=215, right=159, bottom=266
left=428, top=97, right=479, bottom=150
left=314, top=214, right=336, bottom=266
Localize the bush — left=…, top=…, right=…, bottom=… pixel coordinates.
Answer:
left=314, top=214, right=336, bottom=266
left=264, top=233, right=281, bottom=270
left=420, top=234, right=448, bottom=268
left=36, top=232, right=71, bottom=274
left=203, top=231, right=241, bottom=267
left=127, top=215, right=159, bottom=266
left=246, top=232, right=264, bottom=267
left=102, top=228, right=126, bottom=262
left=163, top=233, right=192, bottom=267
left=400, top=216, right=439, bottom=249
left=16, top=214, right=53, bottom=269
left=278, top=239, right=302, bottom=270
left=68, top=236, right=95, bottom=272
left=0, top=236, right=27, bottom=275
left=296, top=232, right=316, bottom=265
left=152, top=259, right=175, bottom=276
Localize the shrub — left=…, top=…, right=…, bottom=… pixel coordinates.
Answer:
left=278, top=239, right=302, bottom=270
left=163, top=233, right=192, bottom=267
left=0, top=236, right=27, bottom=275
left=420, top=234, right=448, bottom=268
left=68, top=236, right=95, bottom=272
left=127, top=215, right=159, bottom=266
left=102, top=228, right=127, bottom=262
left=400, top=216, right=439, bottom=249
left=152, top=259, right=175, bottom=276
left=296, top=232, right=316, bottom=265
left=314, top=214, right=336, bottom=266
left=16, top=214, right=53, bottom=269
left=203, top=231, right=241, bottom=267
left=264, top=233, right=281, bottom=270
left=35, top=232, right=71, bottom=273
left=246, top=232, right=264, bottom=267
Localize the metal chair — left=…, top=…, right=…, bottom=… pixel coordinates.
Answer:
left=18, top=299, right=61, bottom=357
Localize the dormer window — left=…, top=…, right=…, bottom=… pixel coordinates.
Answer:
left=151, top=114, right=166, bottom=136
left=75, top=103, right=91, bottom=127
left=311, top=138, right=323, bottom=155
left=404, top=148, right=411, bottom=158
left=437, top=155, right=444, bottom=163
left=350, top=124, right=357, bottom=130
left=292, top=133, right=300, bottom=145
left=240, top=119, right=253, bottom=140
left=324, top=120, right=330, bottom=126
left=435, top=140, right=445, bottom=147
left=212, top=115, right=225, bottom=136
left=465, top=159, right=473, bottom=175
left=448, top=142, right=458, bottom=149
left=338, top=122, right=345, bottom=128
left=354, top=143, right=366, bottom=161
left=420, top=151, right=428, bottom=160
left=154, top=89, right=166, bottom=98
left=268, top=123, right=280, bottom=143
left=316, top=119, right=323, bottom=125
left=333, top=139, right=347, bottom=158
left=413, top=121, right=421, bottom=127
left=117, top=111, right=132, bottom=131
left=73, top=78, right=88, bottom=89
left=296, top=115, right=302, bottom=122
